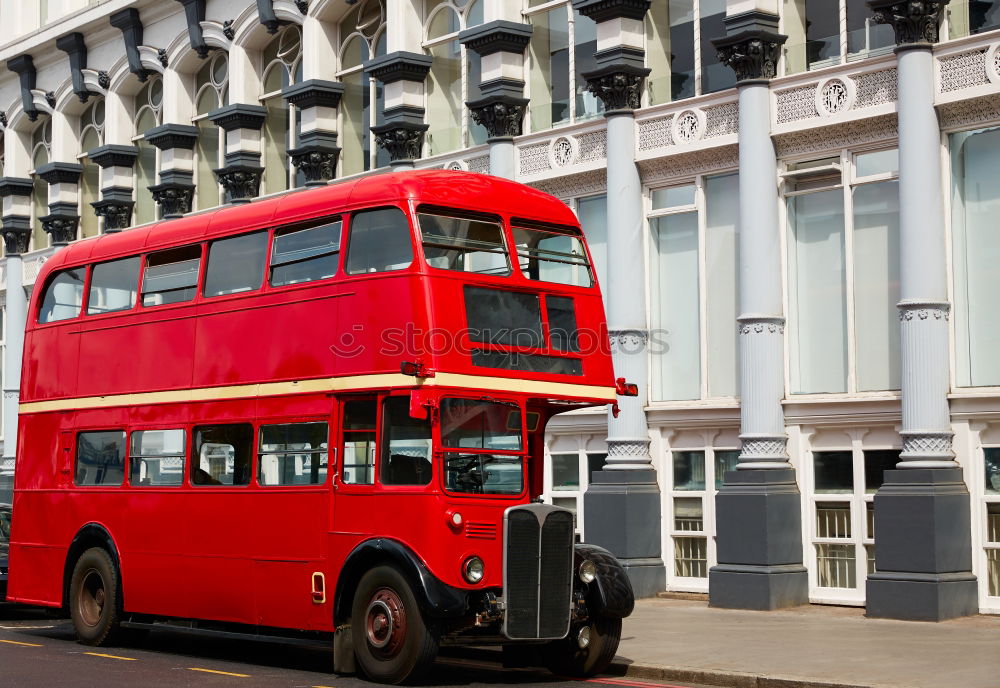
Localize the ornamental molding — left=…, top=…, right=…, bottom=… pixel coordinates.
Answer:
left=738, top=315, right=786, bottom=335
left=638, top=144, right=739, bottom=186
left=445, top=159, right=467, bottom=171
left=898, top=300, right=951, bottom=321
left=467, top=155, right=489, bottom=174
left=289, top=146, right=340, bottom=186
left=939, top=48, right=989, bottom=93
left=713, top=30, right=787, bottom=82
left=774, top=113, right=897, bottom=157
left=606, top=439, right=651, bottom=459
left=869, top=0, right=948, bottom=46
left=608, top=329, right=649, bottom=348
left=582, top=65, right=649, bottom=112
left=938, top=93, right=1000, bottom=130
left=738, top=437, right=788, bottom=459
left=529, top=169, right=607, bottom=200
left=549, top=136, right=578, bottom=168
left=149, top=182, right=194, bottom=219
left=899, top=430, right=954, bottom=458
left=468, top=97, right=528, bottom=139
left=987, top=44, right=1000, bottom=85
left=371, top=124, right=428, bottom=163
left=671, top=108, right=706, bottom=144
left=816, top=77, right=856, bottom=116
left=40, top=213, right=79, bottom=245
left=213, top=164, right=263, bottom=204
left=91, top=199, right=134, bottom=233
left=2, top=226, right=30, bottom=255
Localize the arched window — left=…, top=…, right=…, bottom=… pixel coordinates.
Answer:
left=30, top=119, right=51, bottom=250
left=338, top=0, right=387, bottom=176
left=134, top=77, right=163, bottom=225
left=79, top=98, right=105, bottom=238
left=423, top=0, right=485, bottom=156
left=193, top=52, right=229, bottom=210
left=261, top=26, right=302, bottom=195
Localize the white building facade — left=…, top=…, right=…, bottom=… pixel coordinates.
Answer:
left=0, top=0, right=997, bottom=619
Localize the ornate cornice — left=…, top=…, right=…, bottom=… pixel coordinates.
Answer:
left=40, top=213, right=80, bottom=245
left=88, top=144, right=139, bottom=169
left=213, top=164, right=263, bottom=204
left=0, top=177, right=34, bottom=198
left=458, top=20, right=533, bottom=57
left=737, top=315, right=786, bottom=335
left=898, top=300, right=951, bottom=321
left=582, top=63, right=650, bottom=113
left=36, top=162, right=82, bottom=185
left=364, top=52, right=433, bottom=84
left=282, top=79, right=344, bottom=109
left=91, top=198, right=134, bottom=233
left=869, top=0, right=949, bottom=46
left=713, top=29, right=787, bottom=82
left=371, top=123, right=428, bottom=163
left=144, top=123, right=199, bottom=150
left=288, top=144, right=340, bottom=187
left=467, top=95, right=528, bottom=140
left=572, top=0, right=651, bottom=22
left=149, top=181, right=195, bottom=218
left=207, top=103, right=267, bottom=132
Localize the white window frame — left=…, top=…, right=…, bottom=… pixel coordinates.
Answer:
left=336, top=6, right=387, bottom=175
left=975, top=442, right=1000, bottom=612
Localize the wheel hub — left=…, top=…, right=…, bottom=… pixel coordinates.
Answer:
left=78, top=569, right=106, bottom=627
left=365, top=588, right=406, bottom=657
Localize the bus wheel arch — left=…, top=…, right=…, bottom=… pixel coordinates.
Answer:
left=62, top=524, right=123, bottom=611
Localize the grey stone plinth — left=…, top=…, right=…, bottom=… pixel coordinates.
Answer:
left=583, top=469, right=664, bottom=597
left=710, top=469, right=808, bottom=610
left=866, top=468, right=977, bottom=620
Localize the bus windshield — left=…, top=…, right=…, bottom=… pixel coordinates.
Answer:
left=439, top=398, right=524, bottom=495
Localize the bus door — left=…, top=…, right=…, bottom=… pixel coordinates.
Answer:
left=331, top=396, right=379, bottom=555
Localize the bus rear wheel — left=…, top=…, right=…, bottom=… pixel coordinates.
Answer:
left=545, top=617, right=622, bottom=678
left=69, top=547, right=121, bottom=646
left=351, top=565, right=438, bottom=684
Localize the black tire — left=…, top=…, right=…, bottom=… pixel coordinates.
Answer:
left=68, top=547, right=121, bottom=647
left=545, top=616, right=622, bottom=678
left=350, top=565, right=438, bottom=684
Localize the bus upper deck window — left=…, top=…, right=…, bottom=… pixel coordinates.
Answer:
left=204, top=231, right=268, bottom=297
left=270, top=220, right=341, bottom=287
left=345, top=207, right=413, bottom=275
left=38, top=268, right=86, bottom=323
left=142, top=246, right=201, bottom=307
left=417, top=211, right=510, bottom=276
left=87, top=257, right=141, bottom=315
left=512, top=226, right=594, bottom=287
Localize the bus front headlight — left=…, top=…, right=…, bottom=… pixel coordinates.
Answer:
left=579, top=559, right=597, bottom=584
left=463, top=556, right=485, bottom=584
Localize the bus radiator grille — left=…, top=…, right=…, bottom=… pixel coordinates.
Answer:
left=502, top=504, right=574, bottom=640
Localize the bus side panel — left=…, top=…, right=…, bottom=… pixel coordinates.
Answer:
left=22, top=322, right=82, bottom=402
left=335, top=277, right=423, bottom=377
left=7, top=491, right=67, bottom=606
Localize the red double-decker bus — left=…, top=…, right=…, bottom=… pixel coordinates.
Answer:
left=7, top=170, right=634, bottom=683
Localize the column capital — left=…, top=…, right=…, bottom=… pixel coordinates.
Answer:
left=371, top=123, right=428, bottom=165
left=149, top=181, right=194, bottom=219
left=572, top=0, right=651, bottom=22
left=288, top=144, right=340, bottom=187
left=87, top=144, right=139, bottom=168
left=458, top=20, right=533, bottom=57
left=91, top=198, right=134, bottom=233
left=467, top=95, right=529, bottom=140
left=868, top=0, right=949, bottom=47
left=2, top=215, right=31, bottom=255
left=207, top=103, right=267, bottom=132
left=40, top=212, right=79, bottom=246
left=582, top=63, right=650, bottom=114
left=213, top=164, right=263, bottom=204
left=711, top=11, right=787, bottom=83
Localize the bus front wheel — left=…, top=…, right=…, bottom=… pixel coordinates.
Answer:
left=350, top=565, right=438, bottom=684
left=545, top=617, right=622, bottom=678
left=69, top=547, right=121, bottom=646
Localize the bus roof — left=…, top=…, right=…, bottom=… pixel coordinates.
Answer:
left=44, top=170, right=580, bottom=273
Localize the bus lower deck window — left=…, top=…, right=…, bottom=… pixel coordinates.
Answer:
left=75, top=431, right=126, bottom=486
left=192, top=424, right=253, bottom=486
left=258, top=422, right=329, bottom=486
left=341, top=400, right=376, bottom=484
left=130, top=429, right=185, bottom=487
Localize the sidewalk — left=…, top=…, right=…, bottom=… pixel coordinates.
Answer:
left=612, top=597, right=1000, bottom=688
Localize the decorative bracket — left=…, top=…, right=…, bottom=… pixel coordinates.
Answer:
left=256, top=0, right=286, bottom=34
left=175, top=0, right=212, bottom=59
left=56, top=33, right=96, bottom=104
left=110, top=8, right=151, bottom=82
left=7, top=54, right=39, bottom=122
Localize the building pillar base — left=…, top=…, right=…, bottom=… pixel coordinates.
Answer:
left=866, top=468, right=977, bottom=620
left=709, top=468, right=808, bottom=610
left=583, top=469, right=664, bottom=598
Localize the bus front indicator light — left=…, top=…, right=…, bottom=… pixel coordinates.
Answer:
left=463, top=556, right=484, bottom=584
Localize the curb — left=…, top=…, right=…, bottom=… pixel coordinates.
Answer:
left=608, top=660, right=877, bottom=688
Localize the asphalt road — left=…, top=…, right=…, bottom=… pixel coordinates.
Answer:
left=0, top=605, right=707, bottom=688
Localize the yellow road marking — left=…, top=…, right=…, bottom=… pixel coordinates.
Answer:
left=84, top=652, right=137, bottom=661
left=0, top=639, right=43, bottom=647
left=189, top=668, right=251, bottom=678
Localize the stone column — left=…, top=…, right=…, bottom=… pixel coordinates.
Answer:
left=88, top=145, right=137, bottom=232
left=283, top=80, right=344, bottom=187
left=364, top=52, right=432, bottom=170
left=572, top=0, right=663, bottom=597
left=459, top=21, right=532, bottom=179
left=144, top=124, right=198, bottom=219
left=36, top=162, right=82, bottom=247
left=208, top=104, right=267, bottom=204
left=708, top=10, right=808, bottom=610
left=0, top=177, right=32, bottom=485
left=865, top=0, right=978, bottom=621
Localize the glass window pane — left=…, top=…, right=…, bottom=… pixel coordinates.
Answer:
left=816, top=501, right=852, bottom=538
left=340, top=71, right=366, bottom=176
left=88, top=257, right=140, bottom=315
left=855, top=149, right=899, bottom=178
left=714, top=450, right=740, bottom=489
left=574, top=10, right=603, bottom=120
left=528, top=6, right=569, bottom=131
left=513, top=226, right=593, bottom=287
left=652, top=184, right=696, bottom=209
left=587, top=452, right=607, bottom=482
left=853, top=181, right=900, bottom=391
left=419, top=213, right=509, bottom=275
left=814, top=451, right=854, bottom=493
left=846, top=0, right=894, bottom=56
left=673, top=496, right=703, bottom=531
left=705, top=173, right=739, bottom=398
left=806, top=0, right=841, bottom=67
left=426, top=39, right=462, bottom=156
left=204, top=231, right=268, bottom=297
left=346, top=207, right=413, bottom=274
left=464, top=286, right=543, bottom=348
left=143, top=246, right=201, bottom=307
left=551, top=452, right=580, bottom=490
left=39, top=268, right=85, bottom=323
left=951, top=127, right=1000, bottom=387
left=381, top=397, right=432, bottom=486
left=547, top=296, right=579, bottom=353
left=987, top=503, right=1000, bottom=544
left=576, top=195, right=607, bottom=290
left=668, top=0, right=696, bottom=100
left=75, top=431, right=126, bottom=486
left=259, top=422, right=328, bottom=486
left=651, top=211, right=699, bottom=400
left=700, top=0, right=734, bottom=93
left=673, top=536, right=707, bottom=578
left=130, top=429, right=185, bottom=486
left=270, top=220, right=341, bottom=286
left=342, top=399, right=376, bottom=485
left=816, top=543, right=856, bottom=588
left=864, top=450, right=899, bottom=493
left=263, top=94, right=289, bottom=195
left=440, top=398, right=522, bottom=451
left=193, top=424, right=253, bottom=486
left=985, top=448, right=1000, bottom=495
left=673, top=450, right=705, bottom=490
left=788, top=190, right=847, bottom=393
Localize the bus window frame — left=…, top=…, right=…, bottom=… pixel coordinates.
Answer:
left=378, top=390, right=435, bottom=492
left=343, top=204, right=416, bottom=278
left=412, top=204, right=511, bottom=278
left=508, top=218, right=597, bottom=289
left=335, top=393, right=380, bottom=492
left=267, top=215, right=344, bottom=290
left=35, top=264, right=91, bottom=327
left=85, top=256, right=143, bottom=318
left=202, top=230, right=270, bottom=300
left=254, top=413, right=333, bottom=489
left=136, top=243, right=208, bottom=312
